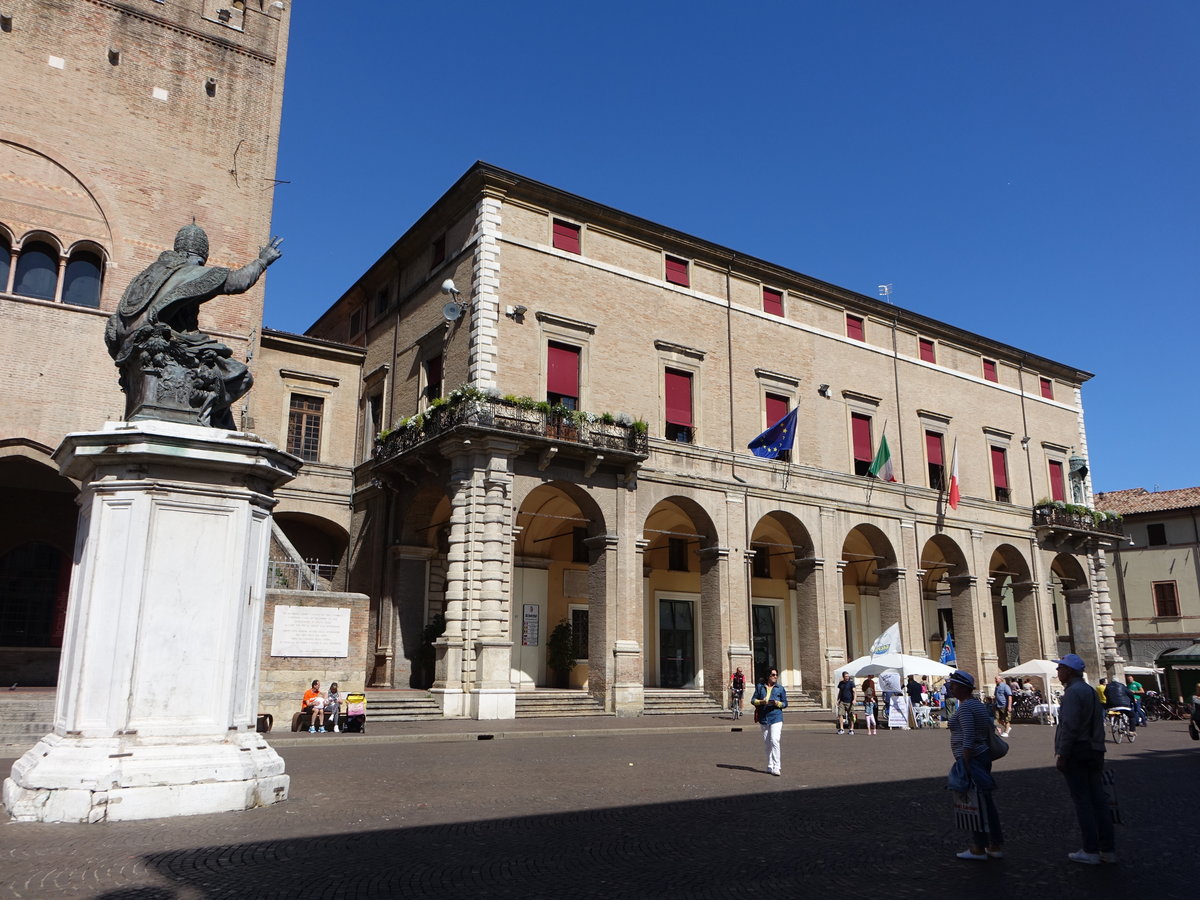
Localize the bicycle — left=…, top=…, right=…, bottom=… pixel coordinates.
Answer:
left=1107, top=708, right=1136, bottom=743
left=730, top=685, right=744, bottom=719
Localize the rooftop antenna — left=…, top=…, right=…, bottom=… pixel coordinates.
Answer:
left=877, top=283, right=893, bottom=303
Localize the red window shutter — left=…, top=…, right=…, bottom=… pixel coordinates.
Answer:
left=983, top=359, right=998, bottom=382
left=552, top=220, right=581, bottom=254
left=765, top=393, right=789, bottom=428
left=547, top=343, right=580, bottom=398
left=851, top=413, right=873, bottom=462
left=1040, top=377, right=1053, bottom=399
left=925, top=431, right=944, bottom=466
left=665, top=256, right=689, bottom=287
left=846, top=314, right=864, bottom=341
left=1049, top=460, right=1066, bottom=502
left=919, top=338, right=936, bottom=363
left=762, top=287, right=783, bottom=316
left=991, top=447, right=1009, bottom=489
left=665, top=369, right=693, bottom=426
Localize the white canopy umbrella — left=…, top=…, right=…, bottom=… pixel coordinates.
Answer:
left=999, top=659, right=1060, bottom=700
left=835, top=653, right=956, bottom=679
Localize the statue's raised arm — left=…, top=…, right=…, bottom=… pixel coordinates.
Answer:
left=104, top=224, right=283, bottom=430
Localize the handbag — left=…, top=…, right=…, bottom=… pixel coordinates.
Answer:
left=987, top=727, right=1009, bottom=759
left=952, top=788, right=986, bottom=833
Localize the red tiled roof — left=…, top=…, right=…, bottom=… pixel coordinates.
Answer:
left=1093, top=487, right=1200, bottom=515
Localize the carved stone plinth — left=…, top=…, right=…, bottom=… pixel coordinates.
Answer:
left=3, top=421, right=299, bottom=823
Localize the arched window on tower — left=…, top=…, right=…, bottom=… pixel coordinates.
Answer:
left=13, top=240, right=59, bottom=301
left=0, top=232, right=11, bottom=293
left=63, top=249, right=103, bottom=307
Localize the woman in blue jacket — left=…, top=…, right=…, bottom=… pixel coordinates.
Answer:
left=752, top=668, right=788, bottom=776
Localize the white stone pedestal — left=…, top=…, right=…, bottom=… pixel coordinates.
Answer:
left=3, top=421, right=299, bottom=823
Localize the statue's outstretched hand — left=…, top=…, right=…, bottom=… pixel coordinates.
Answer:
left=259, top=235, right=284, bottom=266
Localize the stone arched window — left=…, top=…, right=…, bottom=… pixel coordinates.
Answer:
left=0, top=230, right=11, bottom=293
left=62, top=248, right=103, bottom=307
left=12, top=240, right=59, bottom=301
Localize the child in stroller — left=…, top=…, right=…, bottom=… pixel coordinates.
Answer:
left=343, top=692, right=367, bottom=733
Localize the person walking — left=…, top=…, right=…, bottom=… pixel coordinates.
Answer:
left=835, top=671, right=856, bottom=734
left=1054, top=653, right=1116, bottom=865
left=945, top=669, right=1004, bottom=860
left=752, top=668, right=787, bottom=776
left=993, top=674, right=1013, bottom=737
left=1126, top=676, right=1146, bottom=726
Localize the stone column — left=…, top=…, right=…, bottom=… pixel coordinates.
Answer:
left=792, top=556, right=824, bottom=698
left=1065, top=586, right=1101, bottom=676
left=821, top=508, right=847, bottom=707
left=947, top=574, right=988, bottom=681
left=3, top=421, right=298, bottom=823
left=431, top=450, right=472, bottom=716
left=470, top=444, right=516, bottom=719
left=697, top=545, right=732, bottom=705
left=1089, top=545, right=1124, bottom=679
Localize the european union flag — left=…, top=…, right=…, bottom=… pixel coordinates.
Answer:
left=939, top=633, right=956, bottom=665
left=748, top=407, right=798, bottom=459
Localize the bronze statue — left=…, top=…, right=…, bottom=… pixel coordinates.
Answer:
left=105, top=224, right=281, bottom=429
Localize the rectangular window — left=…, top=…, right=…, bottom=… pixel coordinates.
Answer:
left=368, top=392, right=383, bottom=440
left=286, top=394, right=323, bottom=462
left=552, top=219, right=581, bottom=254
left=851, top=413, right=873, bottom=476
left=571, top=607, right=590, bottom=658
left=983, top=359, right=998, bottom=382
left=668, top=537, right=689, bottom=571
left=424, top=354, right=443, bottom=403
left=373, top=286, right=390, bottom=319
left=926, top=430, right=945, bottom=490
left=762, top=287, right=783, bottom=316
left=765, top=393, right=791, bottom=462
left=991, top=446, right=1010, bottom=502
left=665, top=255, right=689, bottom=287
left=349, top=308, right=364, bottom=338
left=919, top=338, right=936, bottom=364
left=1048, top=459, right=1066, bottom=503
left=1146, top=523, right=1167, bottom=546
left=546, top=342, right=581, bottom=410
left=664, top=368, right=693, bottom=443
left=751, top=543, right=771, bottom=579
left=1040, top=377, right=1054, bottom=400
left=846, top=314, right=865, bottom=341
left=1152, top=581, right=1180, bottom=617
left=431, top=234, right=446, bottom=267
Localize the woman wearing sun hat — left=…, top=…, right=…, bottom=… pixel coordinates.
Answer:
left=945, top=669, right=1004, bottom=860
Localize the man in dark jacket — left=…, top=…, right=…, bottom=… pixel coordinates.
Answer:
left=1103, top=678, right=1136, bottom=735
left=1054, top=654, right=1115, bottom=865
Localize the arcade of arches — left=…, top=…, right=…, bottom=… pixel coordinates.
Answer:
left=359, top=456, right=1102, bottom=717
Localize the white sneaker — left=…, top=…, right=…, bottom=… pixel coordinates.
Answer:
left=1002, top=730, right=1011, bottom=737
left=1069, top=850, right=1101, bottom=865
left=849, top=730, right=855, bottom=735
left=837, top=729, right=844, bottom=734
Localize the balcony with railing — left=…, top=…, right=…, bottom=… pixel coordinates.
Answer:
left=1033, top=504, right=1126, bottom=543
left=374, top=394, right=649, bottom=466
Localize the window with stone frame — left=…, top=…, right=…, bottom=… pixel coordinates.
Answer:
left=287, top=394, right=324, bottom=462
left=1152, top=581, right=1180, bottom=618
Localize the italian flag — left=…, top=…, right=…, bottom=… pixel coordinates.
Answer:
left=948, top=441, right=960, bottom=509
left=868, top=435, right=895, bottom=482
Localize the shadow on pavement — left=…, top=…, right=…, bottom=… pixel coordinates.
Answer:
left=114, top=749, right=1193, bottom=900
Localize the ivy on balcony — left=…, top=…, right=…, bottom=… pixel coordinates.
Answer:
left=374, top=385, right=649, bottom=463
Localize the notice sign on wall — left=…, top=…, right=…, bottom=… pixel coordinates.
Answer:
left=271, top=605, right=351, bottom=658
left=522, top=603, right=540, bottom=646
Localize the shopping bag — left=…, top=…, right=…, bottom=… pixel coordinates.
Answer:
left=952, top=789, right=984, bottom=833
left=1102, top=769, right=1121, bottom=825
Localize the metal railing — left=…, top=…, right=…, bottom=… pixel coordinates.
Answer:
left=268, top=560, right=339, bottom=591
left=1032, top=506, right=1125, bottom=539
left=375, top=397, right=649, bottom=463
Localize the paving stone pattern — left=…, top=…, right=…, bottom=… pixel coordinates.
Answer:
left=1, top=716, right=1195, bottom=899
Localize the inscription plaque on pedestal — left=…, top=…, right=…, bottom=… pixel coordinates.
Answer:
left=270, top=606, right=351, bottom=658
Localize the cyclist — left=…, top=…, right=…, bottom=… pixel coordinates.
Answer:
left=730, top=666, right=746, bottom=718
left=1104, top=677, right=1136, bottom=737
left=1126, top=676, right=1146, bottom=725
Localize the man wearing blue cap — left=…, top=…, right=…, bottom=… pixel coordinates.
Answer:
left=1054, top=653, right=1115, bottom=865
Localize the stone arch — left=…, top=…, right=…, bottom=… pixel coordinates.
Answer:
left=919, top=532, right=971, bottom=658
left=988, top=544, right=1039, bottom=667
left=1050, top=552, right=1092, bottom=662
left=749, top=511, right=818, bottom=689
left=841, top=524, right=900, bottom=661
left=0, top=455, right=78, bottom=687
left=511, top=481, right=609, bottom=693
left=273, top=511, right=349, bottom=569
left=642, top=497, right=720, bottom=693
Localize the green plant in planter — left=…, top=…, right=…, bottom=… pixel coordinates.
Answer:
left=631, top=419, right=649, bottom=435
left=546, top=618, right=576, bottom=688
left=599, top=411, right=616, bottom=425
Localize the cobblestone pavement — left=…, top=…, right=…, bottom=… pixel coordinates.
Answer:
left=1, top=715, right=1195, bottom=899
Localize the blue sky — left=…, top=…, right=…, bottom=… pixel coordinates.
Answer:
left=266, top=1, right=1199, bottom=494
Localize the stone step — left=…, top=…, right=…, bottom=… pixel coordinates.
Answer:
left=358, top=691, right=444, bottom=722
left=515, top=690, right=609, bottom=719
left=642, top=689, right=725, bottom=716
left=0, top=694, right=57, bottom=745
